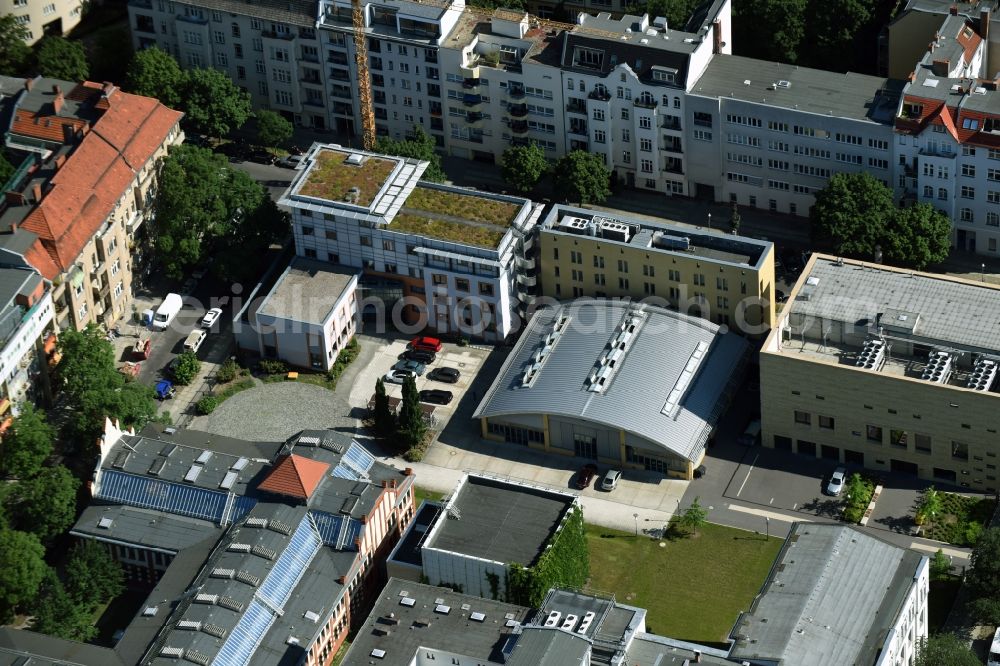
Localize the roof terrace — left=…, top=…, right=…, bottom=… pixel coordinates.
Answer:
left=388, top=184, right=524, bottom=249
left=298, top=149, right=398, bottom=207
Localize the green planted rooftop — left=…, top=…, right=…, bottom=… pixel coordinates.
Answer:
left=299, top=150, right=397, bottom=207
left=390, top=186, right=521, bottom=249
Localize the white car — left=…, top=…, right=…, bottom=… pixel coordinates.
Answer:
left=201, top=307, right=222, bottom=329
left=826, top=467, right=847, bottom=496
left=601, top=469, right=622, bottom=491
left=183, top=329, right=207, bottom=354
left=384, top=369, right=416, bottom=384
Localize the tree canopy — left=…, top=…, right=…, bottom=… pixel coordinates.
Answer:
left=398, top=375, right=426, bottom=449
left=0, top=15, right=31, bottom=75
left=500, top=144, right=549, bottom=194
left=29, top=568, right=97, bottom=641
left=732, top=0, right=806, bottom=63
left=180, top=67, right=252, bottom=137
left=0, top=528, right=47, bottom=622
left=34, top=36, right=89, bottom=82
left=678, top=497, right=708, bottom=535
left=6, top=466, right=80, bottom=543
left=914, top=633, right=981, bottom=666
left=968, top=527, right=1000, bottom=598
left=153, top=144, right=285, bottom=279
left=126, top=46, right=185, bottom=109
left=171, top=350, right=201, bottom=385
left=373, top=377, right=395, bottom=437
left=642, top=0, right=703, bottom=32
left=553, top=151, right=611, bottom=204
left=64, top=541, right=124, bottom=607
left=375, top=126, right=445, bottom=182
left=256, top=110, right=293, bottom=149
left=0, top=405, right=54, bottom=479
left=882, top=202, right=951, bottom=270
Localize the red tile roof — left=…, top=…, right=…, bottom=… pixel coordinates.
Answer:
left=257, top=454, right=330, bottom=500
left=15, top=85, right=182, bottom=280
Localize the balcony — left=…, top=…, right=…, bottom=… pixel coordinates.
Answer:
left=516, top=255, right=536, bottom=270
left=508, top=104, right=527, bottom=118
left=300, top=74, right=322, bottom=85
left=588, top=88, right=611, bottom=102
left=332, top=87, right=353, bottom=100
left=510, top=120, right=528, bottom=135
left=566, top=99, right=587, bottom=115
left=374, top=92, right=387, bottom=105
left=460, top=66, right=480, bottom=79
left=129, top=0, right=153, bottom=7
left=462, top=77, right=481, bottom=90
left=661, top=141, right=683, bottom=154
left=693, top=117, right=712, bottom=128
left=463, top=94, right=482, bottom=108
left=919, top=146, right=956, bottom=158
left=662, top=160, right=684, bottom=175
left=570, top=139, right=588, bottom=151
left=568, top=123, right=588, bottom=136
left=661, top=116, right=681, bottom=131
left=466, top=112, right=485, bottom=126
left=634, top=96, right=657, bottom=109
left=261, top=29, right=295, bottom=41
left=517, top=273, right=537, bottom=287
left=134, top=16, right=156, bottom=33
left=507, top=85, right=525, bottom=100
left=299, top=51, right=320, bottom=63
left=93, top=278, right=110, bottom=300
left=425, top=52, right=438, bottom=63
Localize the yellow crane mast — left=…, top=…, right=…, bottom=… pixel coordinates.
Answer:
left=352, top=0, right=377, bottom=150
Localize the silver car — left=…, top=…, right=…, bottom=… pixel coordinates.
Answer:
left=826, top=467, right=847, bottom=496
left=383, top=369, right=416, bottom=384
left=601, top=469, right=622, bottom=491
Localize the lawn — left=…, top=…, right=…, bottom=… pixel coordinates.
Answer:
left=300, top=151, right=396, bottom=206
left=390, top=213, right=505, bottom=248
left=924, top=492, right=996, bottom=546
left=585, top=523, right=782, bottom=647
left=414, top=486, right=444, bottom=506
left=404, top=187, right=521, bottom=226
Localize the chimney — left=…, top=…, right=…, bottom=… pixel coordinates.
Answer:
left=983, top=9, right=991, bottom=42
left=404, top=467, right=413, bottom=476
left=712, top=18, right=722, bottom=54
left=52, top=84, right=61, bottom=95
left=31, top=183, right=41, bottom=203
left=54, top=154, right=66, bottom=170
left=53, top=91, right=64, bottom=114
left=949, top=4, right=958, bottom=15
left=23, top=78, right=33, bottom=91
left=908, top=70, right=916, bottom=82
left=932, top=58, right=950, bottom=76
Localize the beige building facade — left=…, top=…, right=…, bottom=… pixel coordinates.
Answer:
left=5, top=0, right=84, bottom=44
left=761, top=253, right=1000, bottom=492
left=537, top=205, right=776, bottom=335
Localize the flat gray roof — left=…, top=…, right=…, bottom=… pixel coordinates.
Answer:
left=506, top=626, right=590, bottom=666
left=788, top=255, right=1000, bottom=355
left=72, top=504, right=221, bottom=553
left=257, top=256, right=358, bottom=325
left=730, top=523, right=925, bottom=665
left=626, top=634, right=732, bottom=665
left=475, top=300, right=749, bottom=463
left=426, top=476, right=576, bottom=566
left=691, top=54, right=899, bottom=123
left=342, top=578, right=531, bottom=665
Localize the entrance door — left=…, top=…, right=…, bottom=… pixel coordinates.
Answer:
left=797, top=440, right=817, bottom=457
left=574, top=435, right=597, bottom=459
left=891, top=459, right=919, bottom=475
left=844, top=449, right=864, bottom=466
left=821, top=445, right=840, bottom=461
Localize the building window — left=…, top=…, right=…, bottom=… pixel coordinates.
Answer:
left=455, top=278, right=469, bottom=292
left=818, top=415, right=835, bottom=430
left=866, top=425, right=882, bottom=443
left=988, top=212, right=1000, bottom=227
left=479, top=283, right=494, bottom=296
left=794, top=410, right=811, bottom=425
left=890, top=429, right=907, bottom=448
left=915, top=434, right=931, bottom=454
left=961, top=185, right=975, bottom=199
left=432, top=274, right=447, bottom=285
left=382, top=240, right=394, bottom=251
left=952, top=441, right=969, bottom=461
left=570, top=250, right=582, bottom=264
left=304, top=248, right=317, bottom=258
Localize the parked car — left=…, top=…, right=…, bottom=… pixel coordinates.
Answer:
left=201, top=307, right=222, bottom=329
left=576, top=463, right=598, bottom=489
left=826, top=467, right=847, bottom=496
left=694, top=465, right=707, bottom=479
left=183, top=329, right=208, bottom=354
left=404, top=349, right=437, bottom=364
left=418, top=389, right=453, bottom=405
left=248, top=149, right=276, bottom=164
left=384, top=369, right=416, bottom=384
left=155, top=379, right=175, bottom=400
left=277, top=154, right=304, bottom=169
left=738, top=419, right=762, bottom=446
left=601, top=469, right=622, bottom=491
left=410, top=336, right=443, bottom=353
left=428, top=367, right=460, bottom=383
left=394, top=359, right=426, bottom=376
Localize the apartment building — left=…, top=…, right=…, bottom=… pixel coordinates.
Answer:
left=278, top=144, right=542, bottom=342
left=537, top=204, right=775, bottom=332
left=0, top=267, right=55, bottom=422
left=48, top=419, right=417, bottom=665
left=4, top=0, right=84, bottom=45
left=762, top=254, right=1000, bottom=492
left=893, top=8, right=1000, bottom=254
left=0, top=76, right=183, bottom=331
left=685, top=55, right=900, bottom=216
left=886, top=0, right=999, bottom=80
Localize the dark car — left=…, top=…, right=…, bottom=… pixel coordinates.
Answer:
left=576, top=463, right=598, bottom=489
left=248, top=149, right=276, bottom=164
left=693, top=465, right=707, bottom=479
left=404, top=349, right=437, bottom=364
left=428, top=367, right=460, bottom=383
left=419, top=389, right=453, bottom=405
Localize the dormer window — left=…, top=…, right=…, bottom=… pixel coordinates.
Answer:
left=904, top=103, right=923, bottom=118
left=573, top=46, right=604, bottom=70
left=962, top=118, right=979, bottom=130
left=652, top=67, right=676, bottom=84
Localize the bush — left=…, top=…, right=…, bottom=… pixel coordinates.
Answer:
left=403, top=446, right=425, bottom=462
left=172, top=351, right=201, bottom=385
left=196, top=396, right=219, bottom=415
left=326, top=338, right=360, bottom=385
left=216, top=359, right=238, bottom=384
left=258, top=359, right=287, bottom=375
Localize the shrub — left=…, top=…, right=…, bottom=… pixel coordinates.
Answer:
left=403, top=446, right=425, bottom=462
left=172, top=351, right=201, bottom=385
left=216, top=358, right=238, bottom=383
left=258, top=359, right=287, bottom=375
left=196, top=396, right=219, bottom=415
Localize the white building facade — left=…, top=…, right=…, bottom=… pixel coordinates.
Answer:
left=5, top=0, right=83, bottom=44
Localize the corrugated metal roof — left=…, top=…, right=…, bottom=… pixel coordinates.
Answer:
left=506, top=626, right=591, bottom=666
left=475, top=301, right=748, bottom=462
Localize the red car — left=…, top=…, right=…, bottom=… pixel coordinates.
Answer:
left=576, top=464, right=599, bottom=489
left=410, top=336, right=443, bottom=353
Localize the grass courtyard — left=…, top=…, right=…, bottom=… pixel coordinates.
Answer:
left=585, top=523, right=782, bottom=647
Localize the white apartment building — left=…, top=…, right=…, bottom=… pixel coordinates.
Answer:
left=894, top=8, right=1000, bottom=255
left=278, top=144, right=542, bottom=342
left=685, top=55, right=900, bottom=215
left=0, top=267, right=54, bottom=420
left=5, top=0, right=84, bottom=44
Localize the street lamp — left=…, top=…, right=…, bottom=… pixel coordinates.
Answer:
left=633, top=512, right=639, bottom=537
left=707, top=212, right=712, bottom=230
left=982, top=263, right=987, bottom=283
left=765, top=516, right=770, bottom=540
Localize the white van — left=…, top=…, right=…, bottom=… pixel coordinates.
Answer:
left=152, top=293, right=182, bottom=331
left=988, top=627, right=1000, bottom=666
left=183, top=329, right=207, bottom=354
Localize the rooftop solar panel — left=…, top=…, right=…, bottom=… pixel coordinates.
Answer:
left=215, top=599, right=277, bottom=665
left=96, top=470, right=227, bottom=523
left=258, top=516, right=322, bottom=609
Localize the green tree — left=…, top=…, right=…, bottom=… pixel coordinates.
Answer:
left=255, top=109, right=293, bottom=149
left=802, top=0, right=872, bottom=71
left=375, top=126, right=445, bottom=182
left=0, top=405, right=54, bottom=479
left=915, top=486, right=943, bottom=526
left=214, top=195, right=288, bottom=282
left=733, top=0, right=807, bottom=63
left=180, top=67, right=252, bottom=137
left=34, top=36, right=89, bottom=81
left=65, top=541, right=124, bottom=607
left=126, top=46, right=185, bottom=109
left=171, top=350, right=201, bottom=385
left=0, top=528, right=47, bottom=622
left=811, top=172, right=895, bottom=260
left=0, top=152, right=16, bottom=189
left=678, top=497, right=708, bottom=536
left=6, top=466, right=79, bottom=542
left=0, top=14, right=31, bottom=75
left=154, top=144, right=277, bottom=278
left=553, top=151, right=611, bottom=204
left=967, top=527, right=1000, bottom=598
left=373, top=377, right=395, bottom=437
left=87, top=26, right=133, bottom=86
left=930, top=548, right=952, bottom=580
left=914, top=633, right=980, bottom=666
left=397, top=375, right=426, bottom=449
left=883, top=203, right=951, bottom=270
left=644, top=0, right=703, bottom=32
left=969, top=596, right=1000, bottom=626
left=500, top=144, right=549, bottom=194
left=29, top=568, right=97, bottom=641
